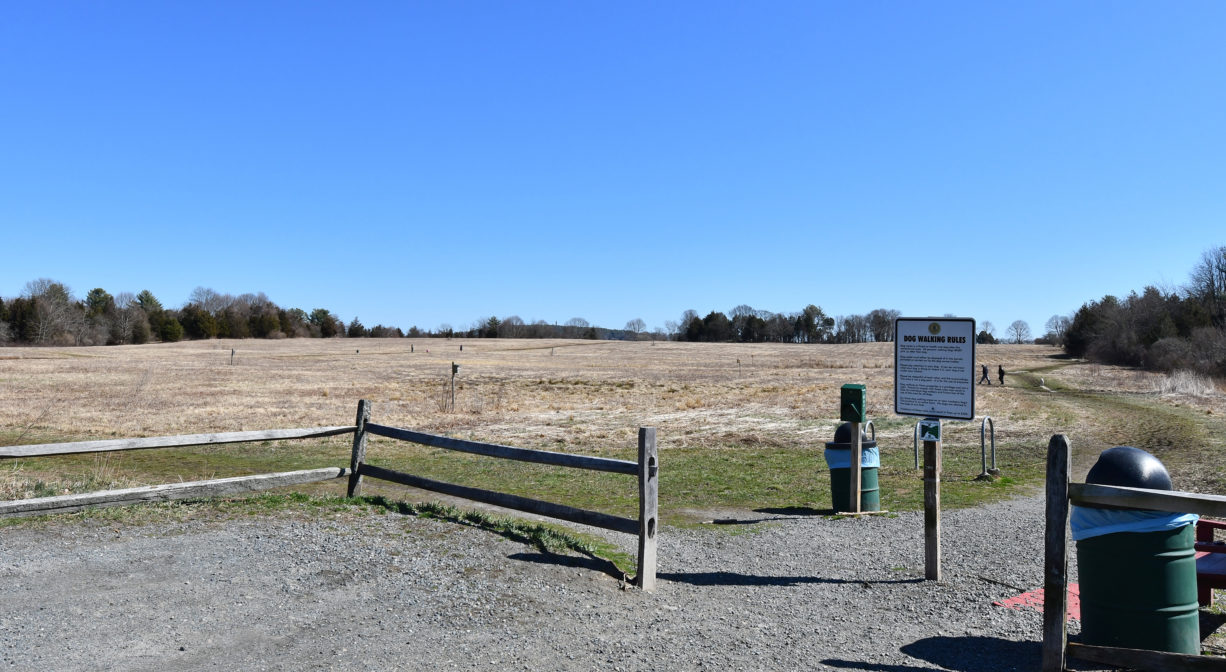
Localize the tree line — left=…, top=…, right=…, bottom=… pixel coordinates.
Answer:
left=0, top=282, right=408, bottom=346
left=1, top=279, right=1035, bottom=348
left=1046, top=245, right=1226, bottom=377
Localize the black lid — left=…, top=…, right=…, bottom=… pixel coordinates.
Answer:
left=825, top=421, right=877, bottom=450
left=1085, top=446, right=1172, bottom=491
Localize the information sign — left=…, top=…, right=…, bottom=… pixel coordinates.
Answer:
left=894, top=317, right=976, bottom=420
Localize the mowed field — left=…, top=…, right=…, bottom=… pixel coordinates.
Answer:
left=2, top=338, right=1223, bottom=522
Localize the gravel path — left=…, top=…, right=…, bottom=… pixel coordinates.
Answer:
left=0, top=495, right=1077, bottom=672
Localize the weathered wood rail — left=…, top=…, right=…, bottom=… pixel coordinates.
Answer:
left=0, top=467, right=351, bottom=516
left=0, top=426, right=357, bottom=459
left=346, top=400, right=660, bottom=591
left=1043, top=434, right=1226, bottom=671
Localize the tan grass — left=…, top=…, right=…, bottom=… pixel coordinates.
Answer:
left=0, top=339, right=1064, bottom=453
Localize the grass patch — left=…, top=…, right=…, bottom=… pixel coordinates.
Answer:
left=364, top=437, right=1047, bottom=526
left=3, top=432, right=1049, bottom=530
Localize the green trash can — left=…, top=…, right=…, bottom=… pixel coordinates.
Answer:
left=824, top=422, right=879, bottom=513
left=1072, top=446, right=1200, bottom=654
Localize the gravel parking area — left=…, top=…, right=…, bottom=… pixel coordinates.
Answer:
left=2, top=495, right=1075, bottom=671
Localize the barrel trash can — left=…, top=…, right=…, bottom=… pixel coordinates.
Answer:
left=1071, top=446, right=1200, bottom=654
left=824, top=422, right=879, bottom=513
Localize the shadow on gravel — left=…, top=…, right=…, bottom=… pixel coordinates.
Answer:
left=701, top=506, right=837, bottom=525
left=755, top=506, right=834, bottom=517
left=508, top=551, right=627, bottom=581
left=822, top=636, right=1041, bottom=672
left=656, top=571, right=924, bottom=588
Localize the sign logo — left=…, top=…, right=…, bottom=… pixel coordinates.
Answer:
left=928, top=322, right=941, bottom=335
left=919, top=419, right=941, bottom=442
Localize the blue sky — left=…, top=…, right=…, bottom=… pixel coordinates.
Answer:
left=2, top=2, right=1223, bottom=338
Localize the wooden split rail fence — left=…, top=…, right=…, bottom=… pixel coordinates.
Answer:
left=0, top=400, right=659, bottom=591
left=1043, top=434, right=1226, bottom=671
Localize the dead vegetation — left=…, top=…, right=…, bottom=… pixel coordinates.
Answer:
left=0, top=339, right=1080, bottom=448
left=1, top=338, right=1220, bottom=495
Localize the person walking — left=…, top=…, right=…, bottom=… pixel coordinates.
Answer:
left=979, top=364, right=991, bottom=385
left=998, top=365, right=1006, bottom=386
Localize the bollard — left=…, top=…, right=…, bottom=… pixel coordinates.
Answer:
left=976, top=416, right=996, bottom=480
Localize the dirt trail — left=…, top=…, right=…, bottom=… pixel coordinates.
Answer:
left=1010, top=363, right=1224, bottom=490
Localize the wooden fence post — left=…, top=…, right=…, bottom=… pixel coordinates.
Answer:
left=1042, top=434, right=1071, bottom=672
left=347, top=400, right=371, bottom=497
left=637, top=426, right=658, bottom=592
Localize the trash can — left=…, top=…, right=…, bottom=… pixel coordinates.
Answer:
left=824, top=422, right=879, bottom=513
left=1071, top=446, right=1200, bottom=654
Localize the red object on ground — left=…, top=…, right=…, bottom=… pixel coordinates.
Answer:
left=993, top=583, right=1081, bottom=621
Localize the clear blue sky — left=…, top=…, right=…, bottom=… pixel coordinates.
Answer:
left=2, top=2, right=1223, bottom=338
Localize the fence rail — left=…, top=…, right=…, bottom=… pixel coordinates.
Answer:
left=0, top=426, right=357, bottom=459
left=1043, top=434, right=1226, bottom=671
left=0, top=467, right=350, bottom=517
left=350, top=400, right=659, bottom=591
left=365, top=423, right=638, bottom=475
left=360, top=464, right=639, bottom=535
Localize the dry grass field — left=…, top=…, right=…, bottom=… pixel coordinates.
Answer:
left=2, top=338, right=1223, bottom=520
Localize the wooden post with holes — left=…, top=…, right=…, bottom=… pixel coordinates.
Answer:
left=849, top=421, right=862, bottom=514
left=637, top=426, right=658, bottom=592
left=924, top=427, right=941, bottom=581
left=347, top=400, right=371, bottom=497
left=1042, top=434, right=1072, bottom=672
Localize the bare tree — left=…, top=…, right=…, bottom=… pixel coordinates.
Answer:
left=1044, top=314, right=1072, bottom=345
left=499, top=315, right=525, bottom=338
left=188, top=286, right=231, bottom=314
left=625, top=318, right=646, bottom=338
left=1187, top=245, right=1226, bottom=327
left=1008, top=320, right=1032, bottom=344
left=867, top=308, right=901, bottom=342
left=23, top=278, right=77, bottom=344
left=109, top=292, right=138, bottom=344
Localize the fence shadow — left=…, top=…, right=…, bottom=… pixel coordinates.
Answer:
left=701, top=506, right=836, bottom=526
left=822, top=636, right=1042, bottom=672
left=657, top=571, right=924, bottom=588
left=507, top=551, right=626, bottom=581
left=754, top=505, right=835, bottom=517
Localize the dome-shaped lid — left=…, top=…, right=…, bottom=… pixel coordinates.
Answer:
left=1085, top=446, right=1172, bottom=491
left=825, top=421, right=877, bottom=450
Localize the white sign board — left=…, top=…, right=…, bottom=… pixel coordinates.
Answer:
left=894, top=317, right=976, bottom=420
